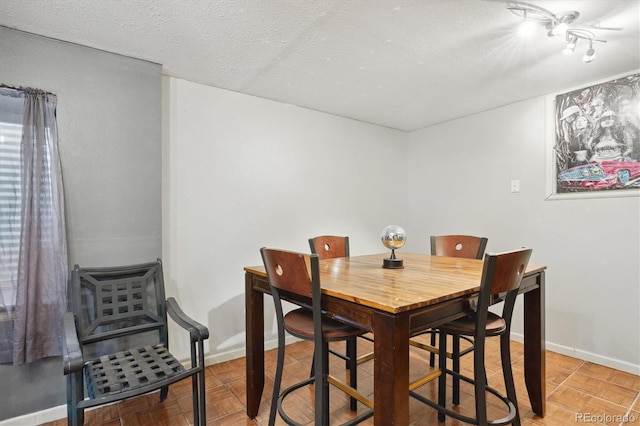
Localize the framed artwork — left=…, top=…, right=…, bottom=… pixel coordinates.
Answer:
left=545, top=71, right=640, bottom=199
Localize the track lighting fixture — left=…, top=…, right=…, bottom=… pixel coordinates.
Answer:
left=583, top=40, right=596, bottom=63
left=507, top=1, right=617, bottom=63
left=562, top=36, right=577, bottom=54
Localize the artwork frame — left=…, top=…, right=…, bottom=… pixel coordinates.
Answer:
left=545, top=70, right=640, bottom=200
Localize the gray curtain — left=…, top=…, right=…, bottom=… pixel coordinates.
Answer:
left=0, top=87, right=68, bottom=364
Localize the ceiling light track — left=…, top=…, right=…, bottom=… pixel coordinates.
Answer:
left=507, top=1, right=616, bottom=63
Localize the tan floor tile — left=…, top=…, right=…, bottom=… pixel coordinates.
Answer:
left=83, top=403, right=120, bottom=425
left=207, top=409, right=258, bottom=425
left=204, top=385, right=244, bottom=421
left=521, top=401, right=583, bottom=425
left=563, top=371, right=638, bottom=407
left=36, top=345, right=639, bottom=426
left=548, top=385, right=631, bottom=425
left=545, top=350, right=584, bottom=371
left=209, top=357, right=247, bottom=383
left=577, top=362, right=640, bottom=391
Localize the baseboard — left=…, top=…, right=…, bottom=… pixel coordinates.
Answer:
left=510, top=332, right=640, bottom=375
left=0, top=404, right=67, bottom=426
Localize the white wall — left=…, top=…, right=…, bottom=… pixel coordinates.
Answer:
left=164, top=76, right=639, bottom=376
left=163, top=77, right=408, bottom=362
left=407, top=96, right=640, bottom=374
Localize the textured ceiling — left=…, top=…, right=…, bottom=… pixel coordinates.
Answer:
left=1, top=0, right=638, bottom=131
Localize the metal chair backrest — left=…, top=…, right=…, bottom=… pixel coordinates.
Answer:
left=70, top=259, right=168, bottom=358
left=430, top=235, right=488, bottom=260
left=309, top=235, right=350, bottom=260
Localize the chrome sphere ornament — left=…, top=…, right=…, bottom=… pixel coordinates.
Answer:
left=381, top=225, right=406, bottom=269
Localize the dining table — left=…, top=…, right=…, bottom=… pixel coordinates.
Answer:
left=244, top=252, right=546, bottom=425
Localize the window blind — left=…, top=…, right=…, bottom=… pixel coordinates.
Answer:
left=0, top=92, right=23, bottom=306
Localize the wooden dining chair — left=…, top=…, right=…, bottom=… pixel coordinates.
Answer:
left=409, top=235, right=488, bottom=402
left=411, top=248, right=532, bottom=426
left=261, top=247, right=374, bottom=426
left=308, top=236, right=375, bottom=377
left=430, top=234, right=488, bottom=260
left=309, top=235, right=350, bottom=259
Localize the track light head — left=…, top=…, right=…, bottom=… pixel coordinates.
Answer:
left=583, top=45, right=596, bottom=63
left=563, top=36, right=578, bottom=54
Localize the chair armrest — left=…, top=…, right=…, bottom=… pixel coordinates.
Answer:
left=166, top=297, right=209, bottom=342
left=63, top=312, right=84, bottom=375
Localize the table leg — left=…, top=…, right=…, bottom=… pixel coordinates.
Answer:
left=245, top=273, right=264, bottom=419
left=373, top=311, right=409, bottom=425
left=523, top=271, right=545, bottom=417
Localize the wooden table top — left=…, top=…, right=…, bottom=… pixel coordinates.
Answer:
left=245, top=252, right=546, bottom=314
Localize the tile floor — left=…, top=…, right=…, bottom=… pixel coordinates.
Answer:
left=41, top=336, right=640, bottom=425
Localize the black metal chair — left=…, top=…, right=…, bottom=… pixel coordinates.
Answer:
left=409, top=235, right=488, bottom=402
left=411, top=248, right=532, bottom=426
left=261, top=247, right=373, bottom=426
left=63, top=259, right=208, bottom=426
left=308, top=236, right=374, bottom=379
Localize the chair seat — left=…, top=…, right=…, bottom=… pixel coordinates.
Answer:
left=85, top=345, right=185, bottom=398
left=440, top=311, right=506, bottom=336
left=284, top=308, right=365, bottom=340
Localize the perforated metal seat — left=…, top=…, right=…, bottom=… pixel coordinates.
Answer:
left=85, top=345, right=184, bottom=398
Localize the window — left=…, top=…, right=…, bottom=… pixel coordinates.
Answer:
left=0, top=92, right=23, bottom=313
left=0, top=87, right=67, bottom=364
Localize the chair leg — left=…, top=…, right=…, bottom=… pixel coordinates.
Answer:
left=66, top=375, right=75, bottom=426
left=318, top=342, right=331, bottom=425
left=311, top=337, right=358, bottom=382
left=270, top=334, right=286, bottom=426
left=452, top=334, right=461, bottom=405
left=346, top=337, right=357, bottom=370
left=67, top=372, right=84, bottom=426
left=160, top=385, right=169, bottom=401
left=348, top=337, right=358, bottom=411
left=437, top=330, right=447, bottom=423
left=191, top=374, right=199, bottom=426
left=429, top=330, right=437, bottom=367
left=309, top=352, right=315, bottom=378
left=473, top=338, right=488, bottom=426
left=196, top=340, right=207, bottom=425
left=199, top=366, right=207, bottom=425
left=500, top=333, right=521, bottom=426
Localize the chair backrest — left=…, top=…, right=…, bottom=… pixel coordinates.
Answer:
left=481, top=248, right=532, bottom=296
left=309, top=235, right=349, bottom=259
left=260, top=247, right=323, bottom=342
left=70, top=259, right=168, bottom=358
left=260, top=248, right=316, bottom=298
left=430, top=235, right=488, bottom=260
left=476, top=248, right=532, bottom=328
